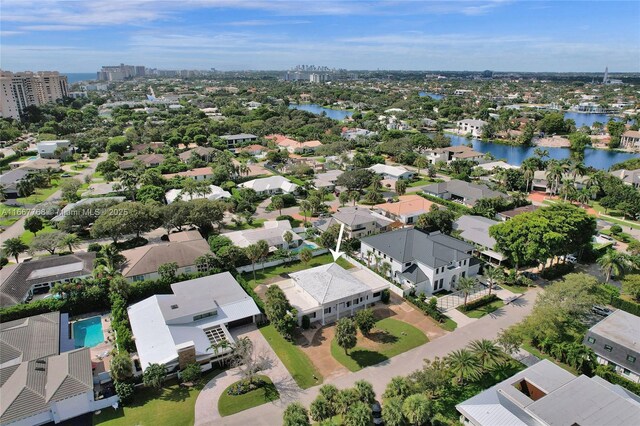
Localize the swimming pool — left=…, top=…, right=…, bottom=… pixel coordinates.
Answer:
left=73, top=316, right=105, bottom=348
left=291, top=243, right=318, bottom=253
left=28, top=156, right=38, bottom=161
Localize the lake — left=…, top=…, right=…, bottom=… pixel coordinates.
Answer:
left=447, top=134, right=638, bottom=170
left=563, top=112, right=619, bottom=128
left=419, top=91, right=444, bottom=100
left=289, top=103, right=353, bottom=120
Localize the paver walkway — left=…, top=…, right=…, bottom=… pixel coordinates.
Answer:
left=445, top=308, right=477, bottom=328
left=198, top=287, right=540, bottom=425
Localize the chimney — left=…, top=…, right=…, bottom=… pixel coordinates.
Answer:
left=176, top=342, right=196, bottom=369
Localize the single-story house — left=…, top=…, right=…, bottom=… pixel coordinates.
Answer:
left=0, top=168, right=32, bottom=198
left=314, top=206, right=394, bottom=239
left=453, top=215, right=505, bottom=263
left=8, top=158, right=60, bottom=171
left=373, top=194, right=438, bottom=225
left=583, top=310, right=640, bottom=383
left=267, top=134, right=322, bottom=154
left=120, top=238, right=212, bottom=282
left=224, top=220, right=302, bottom=251
left=423, top=179, right=510, bottom=207
left=278, top=263, right=389, bottom=326
left=497, top=204, right=540, bottom=221
left=37, top=140, right=72, bottom=159
left=360, top=228, right=479, bottom=295
left=239, top=176, right=298, bottom=195
left=128, top=273, right=261, bottom=371
left=164, top=167, right=214, bottom=181
left=165, top=184, right=231, bottom=204
left=456, top=359, right=640, bottom=426
left=220, top=133, right=257, bottom=150
left=531, top=170, right=588, bottom=193
left=178, top=147, right=218, bottom=163
left=238, top=144, right=268, bottom=159
left=368, top=164, right=414, bottom=181
left=313, top=169, right=344, bottom=191
left=475, top=160, right=518, bottom=172
left=119, top=153, right=165, bottom=170
left=0, top=253, right=96, bottom=307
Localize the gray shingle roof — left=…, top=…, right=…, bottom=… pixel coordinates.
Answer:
left=290, top=263, right=371, bottom=304
left=0, top=312, right=60, bottom=365
left=422, top=179, right=509, bottom=205
left=453, top=215, right=499, bottom=249
left=361, top=229, right=474, bottom=269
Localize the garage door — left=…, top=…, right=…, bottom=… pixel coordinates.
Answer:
left=227, top=316, right=253, bottom=328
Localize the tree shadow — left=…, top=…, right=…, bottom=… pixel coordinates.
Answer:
left=262, top=381, right=280, bottom=402
left=365, top=330, right=399, bottom=345
left=349, top=349, right=389, bottom=368
left=158, top=385, right=191, bottom=403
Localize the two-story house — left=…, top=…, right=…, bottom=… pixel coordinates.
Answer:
left=314, top=207, right=393, bottom=239
left=360, top=228, right=479, bottom=295
left=373, top=194, right=439, bottom=225
left=220, top=133, right=257, bottom=151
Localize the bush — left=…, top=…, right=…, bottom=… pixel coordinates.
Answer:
left=406, top=294, right=443, bottom=322
left=458, top=294, right=499, bottom=312
left=611, top=297, right=640, bottom=316
left=0, top=257, right=8, bottom=268
left=610, top=225, right=622, bottom=235
left=115, top=237, right=148, bottom=251
left=180, top=363, right=201, bottom=383
left=301, top=315, right=311, bottom=330
left=87, top=242, right=103, bottom=252
left=381, top=289, right=390, bottom=304
left=114, top=381, right=135, bottom=404
left=276, top=215, right=295, bottom=224
left=227, top=378, right=266, bottom=396
left=540, top=262, right=575, bottom=280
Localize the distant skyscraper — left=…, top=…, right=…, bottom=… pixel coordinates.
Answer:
left=603, top=66, right=609, bottom=84
left=0, top=70, right=68, bottom=120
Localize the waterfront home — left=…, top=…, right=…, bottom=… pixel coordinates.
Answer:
left=127, top=273, right=261, bottom=371
left=360, top=228, right=479, bottom=295
left=456, top=119, right=487, bottom=137
left=277, top=263, right=389, bottom=326
left=583, top=310, right=640, bottom=383
left=531, top=170, right=588, bottom=193
left=610, top=169, right=640, bottom=189
left=456, top=359, right=640, bottom=426
left=314, top=206, right=393, bottom=239
left=426, top=146, right=483, bottom=165
left=620, top=130, right=640, bottom=149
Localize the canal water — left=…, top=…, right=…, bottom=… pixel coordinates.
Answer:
left=289, top=103, right=353, bottom=120
left=418, top=92, right=444, bottom=100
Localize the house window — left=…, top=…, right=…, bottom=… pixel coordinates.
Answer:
left=360, top=297, right=363, bottom=303
left=193, top=310, right=217, bottom=321
left=604, top=344, right=613, bottom=352
left=373, top=292, right=381, bottom=298
left=132, top=275, right=145, bottom=282
left=587, top=337, right=596, bottom=344
left=310, top=312, right=317, bottom=319
left=623, top=368, right=631, bottom=375
left=346, top=301, right=351, bottom=307
left=461, top=271, right=466, bottom=278
left=407, top=217, right=414, bottom=224
left=627, top=355, right=636, bottom=363
left=353, top=298, right=359, bottom=305
left=324, top=307, right=331, bottom=314
left=405, top=262, right=412, bottom=267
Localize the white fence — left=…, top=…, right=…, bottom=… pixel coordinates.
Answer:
left=236, top=248, right=329, bottom=274
left=342, top=255, right=406, bottom=296
left=91, top=395, right=120, bottom=411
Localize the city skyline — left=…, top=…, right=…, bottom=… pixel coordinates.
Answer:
left=1, top=0, right=639, bottom=73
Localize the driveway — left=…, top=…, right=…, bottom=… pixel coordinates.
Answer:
left=197, top=287, right=540, bottom=425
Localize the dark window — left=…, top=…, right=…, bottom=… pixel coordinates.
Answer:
left=346, top=301, right=351, bottom=307
left=310, top=312, right=317, bottom=319
left=627, top=355, right=636, bottom=363
left=623, top=368, right=631, bottom=375
left=604, top=344, right=613, bottom=352
left=373, top=292, right=381, bottom=297
left=324, top=307, right=331, bottom=314
left=587, top=337, right=596, bottom=344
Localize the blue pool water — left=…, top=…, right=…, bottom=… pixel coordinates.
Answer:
left=28, top=156, right=38, bottom=161
left=292, top=243, right=318, bottom=253
left=73, top=316, right=105, bottom=348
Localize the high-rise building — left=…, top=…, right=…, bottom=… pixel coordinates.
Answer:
left=0, top=70, right=69, bottom=120
left=97, top=63, right=143, bottom=81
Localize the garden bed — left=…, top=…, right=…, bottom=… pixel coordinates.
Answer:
left=218, top=375, right=279, bottom=417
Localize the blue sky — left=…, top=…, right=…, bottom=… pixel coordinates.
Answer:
left=1, top=0, right=639, bottom=72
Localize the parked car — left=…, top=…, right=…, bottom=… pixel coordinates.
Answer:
left=565, top=254, right=577, bottom=264
left=60, top=173, right=71, bottom=177
left=592, top=305, right=613, bottom=317
left=372, top=401, right=383, bottom=425
left=599, top=234, right=614, bottom=241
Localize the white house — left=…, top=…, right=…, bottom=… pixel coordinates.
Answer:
left=224, top=220, right=302, bottom=251
left=360, top=228, right=479, bottom=295
left=127, top=272, right=261, bottom=371
left=165, top=185, right=231, bottom=204
left=620, top=130, right=640, bottom=149
left=219, top=133, right=258, bottom=151
left=277, top=263, right=389, bottom=326
left=314, top=206, right=393, bottom=239
left=37, top=140, right=72, bottom=159
left=368, top=164, right=414, bottom=181
left=239, top=175, right=298, bottom=196
left=456, top=119, right=487, bottom=137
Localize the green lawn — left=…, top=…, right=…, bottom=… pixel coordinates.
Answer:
left=440, top=316, right=458, bottom=332
left=459, top=300, right=505, bottom=319
left=218, top=375, right=279, bottom=416
left=331, top=318, right=428, bottom=372
left=259, top=324, right=322, bottom=389
left=93, top=369, right=223, bottom=426
left=408, top=178, right=438, bottom=187
left=21, top=222, right=56, bottom=244
left=497, top=283, right=529, bottom=294
left=16, top=184, right=60, bottom=205
left=0, top=217, right=19, bottom=227
left=224, top=218, right=267, bottom=231
left=243, top=253, right=353, bottom=288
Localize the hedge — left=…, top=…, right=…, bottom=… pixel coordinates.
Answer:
left=540, top=263, right=575, bottom=280
left=611, top=297, right=640, bottom=317
left=597, top=367, right=640, bottom=395
left=406, top=294, right=444, bottom=322
left=418, top=193, right=471, bottom=214
left=458, top=294, right=499, bottom=312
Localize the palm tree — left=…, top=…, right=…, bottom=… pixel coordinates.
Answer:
left=522, top=163, right=535, bottom=193
left=299, top=200, right=311, bottom=224
left=271, top=196, right=285, bottom=216
left=245, top=243, right=263, bottom=282
left=469, top=339, right=503, bottom=370
left=545, top=160, right=564, bottom=195
left=559, top=178, right=577, bottom=202
left=458, top=276, right=476, bottom=307
left=597, top=250, right=629, bottom=283
left=59, top=233, right=81, bottom=253
left=208, top=339, right=231, bottom=366
left=569, top=161, right=587, bottom=181
left=447, top=349, right=481, bottom=384
left=365, top=250, right=373, bottom=268
left=102, top=244, right=125, bottom=270
left=2, top=238, right=28, bottom=263
left=534, top=148, right=549, bottom=161
left=349, top=191, right=360, bottom=206
left=576, top=189, right=591, bottom=206
left=483, top=266, right=502, bottom=295
left=380, top=262, right=392, bottom=280
left=414, top=156, right=428, bottom=176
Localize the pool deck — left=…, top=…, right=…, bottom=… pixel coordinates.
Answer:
left=71, top=313, right=114, bottom=374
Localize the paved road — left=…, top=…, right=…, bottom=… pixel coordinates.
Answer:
left=196, top=287, right=540, bottom=426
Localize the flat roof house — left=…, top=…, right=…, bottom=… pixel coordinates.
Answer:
left=360, top=228, right=479, bottom=295
left=368, top=164, right=414, bottom=181
left=0, top=253, right=96, bottom=307
left=314, top=206, right=393, bottom=239
left=165, top=184, right=231, bottom=204
left=277, top=263, right=389, bottom=325
left=120, top=238, right=212, bottom=282
left=453, top=215, right=505, bottom=264
left=0, top=312, right=117, bottom=425
left=224, top=220, right=302, bottom=251
left=374, top=194, right=438, bottom=225
left=239, top=175, right=298, bottom=195
left=456, top=359, right=640, bottom=426
left=127, top=273, right=260, bottom=371
left=456, top=119, right=487, bottom=138
left=584, top=310, right=640, bottom=383
left=37, top=140, right=71, bottom=159
left=423, top=179, right=510, bottom=207
left=220, top=133, right=257, bottom=151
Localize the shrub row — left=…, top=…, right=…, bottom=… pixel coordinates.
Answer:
left=110, top=293, right=135, bottom=353
left=611, top=297, right=640, bottom=317
left=596, top=367, right=640, bottom=395
left=418, top=193, right=471, bottom=214
left=540, top=262, right=575, bottom=280
left=458, top=294, right=500, bottom=312
left=406, top=294, right=444, bottom=322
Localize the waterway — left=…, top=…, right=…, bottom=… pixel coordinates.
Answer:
left=418, top=91, right=444, bottom=100
left=289, top=103, right=353, bottom=120
left=447, top=134, right=637, bottom=170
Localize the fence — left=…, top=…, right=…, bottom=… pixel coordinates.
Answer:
left=235, top=248, right=328, bottom=274
left=436, top=284, right=490, bottom=311
left=342, top=255, right=409, bottom=297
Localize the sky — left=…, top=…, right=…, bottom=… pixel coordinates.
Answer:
left=1, top=0, right=639, bottom=73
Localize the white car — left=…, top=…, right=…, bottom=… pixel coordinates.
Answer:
left=565, top=254, right=577, bottom=264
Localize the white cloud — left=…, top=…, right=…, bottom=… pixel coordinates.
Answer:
left=19, top=25, right=88, bottom=31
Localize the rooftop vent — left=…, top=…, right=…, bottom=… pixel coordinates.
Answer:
left=171, top=304, right=179, bottom=310
left=35, top=359, right=46, bottom=364
left=35, top=367, right=46, bottom=372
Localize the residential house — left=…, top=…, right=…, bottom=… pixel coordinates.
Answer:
left=610, top=169, right=640, bottom=189
left=497, top=204, right=540, bottom=221
left=453, top=215, right=505, bottom=264
left=426, top=146, right=483, bottom=165
left=620, top=130, right=640, bottom=149
left=51, top=196, right=126, bottom=223
left=127, top=272, right=261, bottom=371
left=37, top=140, right=72, bottom=159
left=220, top=133, right=257, bottom=151
left=456, top=359, right=640, bottom=426
left=129, top=142, right=164, bottom=155
left=120, top=238, right=212, bottom=282
left=367, top=164, right=415, bottom=181
left=313, top=169, right=344, bottom=191
left=373, top=194, right=438, bottom=225
left=456, top=119, right=487, bottom=137
left=238, top=144, right=268, bottom=159
left=360, top=228, right=479, bottom=295
left=0, top=168, right=33, bottom=198
left=475, top=160, right=518, bottom=172
left=239, top=176, right=298, bottom=196
left=314, top=207, right=393, bottom=239
left=0, top=253, right=96, bottom=307
left=277, top=263, right=389, bottom=326
left=423, top=179, right=510, bottom=207
left=178, top=147, right=217, bottom=163
left=531, top=170, right=588, bottom=193
left=267, top=134, right=322, bottom=154
left=341, top=128, right=377, bottom=140
left=0, top=312, right=117, bottom=426
left=164, top=167, right=214, bottom=181
left=119, top=153, right=164, bottom=170
left=165, top=185, right=231, bottom=204
left=8, top=158, right=60, bottom=171
left=584, top=310, right=640, bottom=383
left=224, top=220, right=302, bottom=251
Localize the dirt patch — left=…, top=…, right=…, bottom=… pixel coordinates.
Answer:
left=298, top=325, right=349, bottom=380
left=372, top=297, right=447, bottom=341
